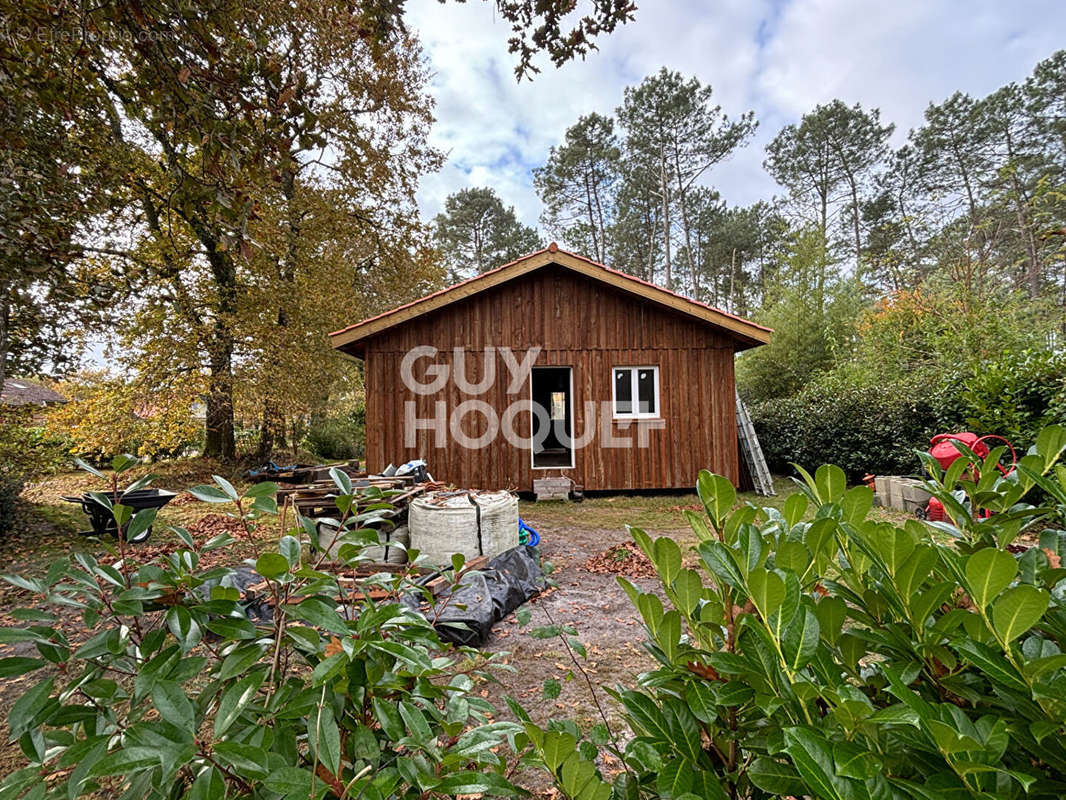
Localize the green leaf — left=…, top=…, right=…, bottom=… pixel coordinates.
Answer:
left=656, top=759, right=695, bottom=798
left=218, top=643, right=266, bottom=680
left=90, top=746, right=160, bottom=776
left=212, top=741, right=268, bottom=778
left=865, top=704, right=919, bottom=726
left=151, top=680, right=194, bottom=731
left=804, top=518, right=838, bottom=559
left=434, top=772, right=518, bottom=796
left=371, top=697, right=405, bottom=740
left=653, top=537, right=683, bottom=585
left=671, top=569, right=704, bottom=616
left=312, top=652, right=348, bottom=685
left=262, top=767, right=314, bottom=796
left=244, top=481, right=278, bottom=499
left=8, top=678, right=54, bottom=738
left=255, top=552, right=289, bottom=580
left=542, top=678, right=561, bottom=700
left=560, top=751, right=609, bottom=800
left=541, top=730, right=577, bottom=772
left=833, top=740, right=880, bottom=780
left=658, top=610, right=682, bottom=662
left=814, top=464, right=847, bottom=504
left=747, top=567, right=785, bottom=620
left=312, top=704, right=342, bottom=775
left=697, top=470, right=736, bottom=530
left=124, top=508, right=157, bottom=543
left=814, top=596, right=846, bottom=646
left=111, top=454, right=139, bottom=473
left=166, top=606, right=201, bottom=652
left=705, top=681, right=749, bottom=709
left=279, top=536, right=301, bottom=567
left=74, top=457, right=106, bottom=479
left=895, top=545, right=938, bottom=599
left=188, top=485, right=231, bottom=503
left=212, top=475, right=240, bottom=501
left=782, top=607, right=820, bottom=671
left=206, top=617, right=257, bottom=640
left=1036, top=425, right=1066, bottom=471
left=329, top=467, right=354, bottom=496
left=0, top=658, right=46, bottom=678
left=784, top=493, right=808, bottom=528
left=993, top=585, right=1049, bottom=643
left=686, top=682, right=717, bottom=724
left=698, top=541, right=745, bottom=591
left=287, top=597, right=350, bottom=635
left=782, top=726, right=849, bottom=800
left=776, top=540, right=811, bottom=574
left=954, top=639, right=1028, bottom=692
left=841, top=485, right=873, bottom=525
left=737, top=524, right=764, bottom=574
left=213, top=669, right=266, bottom=737
left=965, top=548, right=1017, bottom=607
left=749, top=757, right=806, bottom=796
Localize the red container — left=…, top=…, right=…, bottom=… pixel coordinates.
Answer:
left=929, top=433, right=988, bottom=470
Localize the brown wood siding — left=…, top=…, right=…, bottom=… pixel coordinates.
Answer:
left=363, top=265, right=739, bottom=491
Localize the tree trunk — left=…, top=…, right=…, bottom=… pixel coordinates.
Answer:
left=203, top=335, right=236, bottom=460
left=659, top=144, right=672, bottom=290
left=729, top=248, right=738, bottom=313
left=0, top=279, right=9, bottom=389
left=672, top=147, right=698, bottom=297
left=201, top=246, right=238, bottom=460
left=591, top=168, right=608, bottom=264
left=583, top=173, right=601, bottom=262
left=255, top=403, right=286, bottom=461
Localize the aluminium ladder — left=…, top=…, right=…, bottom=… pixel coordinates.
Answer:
left=735, top=390, right=775, bottom=496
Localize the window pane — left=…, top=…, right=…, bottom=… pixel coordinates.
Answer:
left=637, top=369, right=656, bottom=414
left=614, top=369, right=632, bottom=414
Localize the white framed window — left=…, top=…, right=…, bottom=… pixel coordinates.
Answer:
left=612, top=366, right=659, bottom=418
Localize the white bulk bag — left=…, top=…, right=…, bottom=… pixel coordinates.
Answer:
left=408, top=491, right=519, bottom=566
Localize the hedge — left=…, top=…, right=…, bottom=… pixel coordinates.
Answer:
left=750, top=372, right=956, bottom=481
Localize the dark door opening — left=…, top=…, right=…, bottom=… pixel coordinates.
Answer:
left=531, top=367, right=573, bottom=468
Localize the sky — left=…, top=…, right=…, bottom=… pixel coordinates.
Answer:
left=407, top=0, right=1066, bottom=233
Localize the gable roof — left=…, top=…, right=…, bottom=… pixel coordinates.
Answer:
left=330, top=244, right=772, bottom=355
left=1, top=378, right=67, bottom=407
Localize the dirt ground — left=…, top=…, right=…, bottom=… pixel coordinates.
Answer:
left=0, top=465, right=905, bottom=791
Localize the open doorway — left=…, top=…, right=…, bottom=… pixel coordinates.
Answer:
left=531, top=366, right=574, bottom=468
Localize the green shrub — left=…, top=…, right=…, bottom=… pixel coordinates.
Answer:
left=0, top=458, right=519, bottom=799
left=962, top=348, right=1066, bottom=451
left=304, top=411, right=364, bottom=461
left=519, top=425, right=1066, bottom=800
left=0, top=408, right=68, bottom=533
left=750, top=369, right=958, bottom=480
left=751, top=349, right=1066, bottom=482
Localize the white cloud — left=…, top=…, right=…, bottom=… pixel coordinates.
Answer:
left=408, top=0, right=1066, bottom=234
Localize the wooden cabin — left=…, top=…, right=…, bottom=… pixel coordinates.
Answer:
left=329, top=245, right=771, bottom=492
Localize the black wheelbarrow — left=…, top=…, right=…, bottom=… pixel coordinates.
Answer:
left=61, top=489, right=177, bottom=543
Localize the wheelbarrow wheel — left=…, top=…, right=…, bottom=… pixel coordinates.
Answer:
left=124, top=525, right=153, bottom=544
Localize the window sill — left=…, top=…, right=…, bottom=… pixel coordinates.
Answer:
left=612, top=417, right=664, bottom=424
